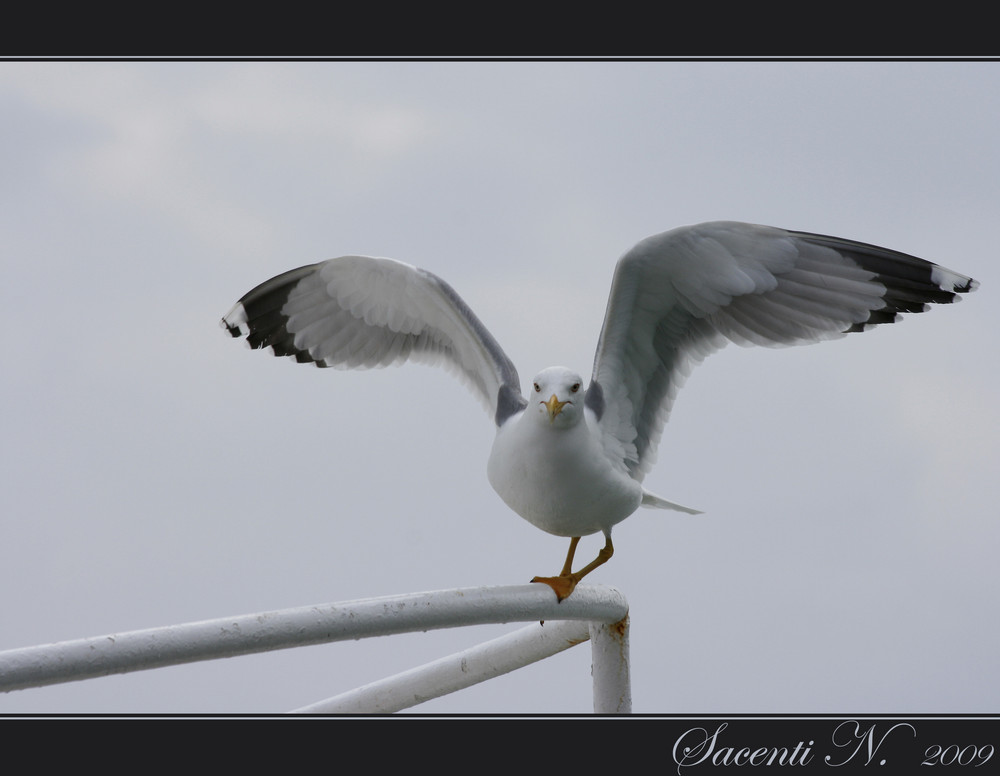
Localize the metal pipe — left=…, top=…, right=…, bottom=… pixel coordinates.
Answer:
left=293, top=620, right=591, bottom=713
left=0, top=585, right=629, bottom=699
left=590, top=615, right=631, bottom=713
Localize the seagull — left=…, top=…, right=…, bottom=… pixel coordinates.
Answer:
left=221, top=221, right=977, bottom=601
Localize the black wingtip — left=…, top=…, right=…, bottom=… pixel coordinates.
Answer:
left=957, top=277, right=980, bottom=294
left=794, top=230, right=978, bottom=333
left=221, top=264, right=326, bottom=366
left=220, top=319, right=243, bottom=338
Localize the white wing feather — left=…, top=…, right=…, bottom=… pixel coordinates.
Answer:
left=222, top=256, right=525, bottom=425
left=588, top=221, right=978, bottom=481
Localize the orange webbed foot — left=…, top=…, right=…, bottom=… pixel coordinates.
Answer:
left=530, top=574, right=578, bottom=602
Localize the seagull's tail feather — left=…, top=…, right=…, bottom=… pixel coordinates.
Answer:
left=640, top=490, right=703, bottom=514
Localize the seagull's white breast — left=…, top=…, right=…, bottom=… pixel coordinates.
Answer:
left=486, top=407, right=643, bottom=538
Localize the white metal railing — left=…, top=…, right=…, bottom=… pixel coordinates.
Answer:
left=0, top=584, right=631, bottom=713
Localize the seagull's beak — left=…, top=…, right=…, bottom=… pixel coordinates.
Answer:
left=544, top=393, right=569, bottom=422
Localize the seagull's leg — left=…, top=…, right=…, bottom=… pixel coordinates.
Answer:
left=559, top=536, right=581, bottom=575
left=531, top=534, right=614, bottom=602
left=570, top=534, right=614, bottom=582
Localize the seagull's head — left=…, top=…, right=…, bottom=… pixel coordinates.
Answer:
left=531, top=366, right=585, bottom=427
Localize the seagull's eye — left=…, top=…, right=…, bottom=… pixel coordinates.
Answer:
left=533, top=383, right=540, bottom=392
left=571, top=383, right=580, bottom=393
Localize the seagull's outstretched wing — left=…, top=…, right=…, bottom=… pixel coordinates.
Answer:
left=221, top=256, right=526, bottom=426
left=586, top=221, right=978, bottom=481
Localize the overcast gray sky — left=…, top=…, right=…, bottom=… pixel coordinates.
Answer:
left=1, top=60, right=996, bottom=714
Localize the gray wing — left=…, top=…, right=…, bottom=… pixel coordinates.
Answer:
left=221, top=255, right=526, bottom=426
left=586, top=221, right=979, bottom=480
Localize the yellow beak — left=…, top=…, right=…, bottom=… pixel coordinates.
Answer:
left=544, top=393, right=568, bottom=421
